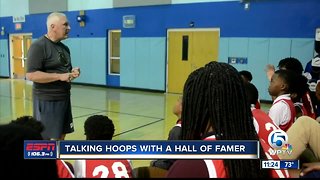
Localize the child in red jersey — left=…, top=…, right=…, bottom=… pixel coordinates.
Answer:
left=266, top=57, right=316, bottom=119
left=244, top=82, right=290, bottom=178
left=150, top=96, right=182, bottom=170
left=73, top=115, right=133, bottom=178
left=268, top=69, right=296, bottom=131
left=168, top=96, right=182, bottom=140
left=245, top=83, right=320, bottom=178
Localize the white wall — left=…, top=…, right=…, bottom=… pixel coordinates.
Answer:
left=68, top=0, right=113, bottom=11
left=0, top=0, right=113, bottom=17
left=172, top=0, right=237, bottom=4
left=0, top=0, right=238, bottom=17
left=0, top=0, right=28, bottom=17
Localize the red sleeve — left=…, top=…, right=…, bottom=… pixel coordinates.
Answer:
left=56, top=160, right=74, bottom=178
left=302, top=92, right=316, bottom=119
left=255, top=101, right=261, bottom=109
left=166, top=160, right=209, bottom=178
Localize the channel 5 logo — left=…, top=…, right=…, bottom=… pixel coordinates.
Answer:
left=268, top=129, right=292, bottom=155
left=24, top=140, right=57, bottom=159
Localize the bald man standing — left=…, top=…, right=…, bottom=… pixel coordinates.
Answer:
left=26, top=12, right=80, bottom=140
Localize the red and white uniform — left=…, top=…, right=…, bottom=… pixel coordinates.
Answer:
left=252, top=107, right=290, bottom=178
left=255, top=100, right=261, bottom=109
left=294, top=102, right=308, bottom=118
left=167, top=135, right=227, bottom=178
left=203, top=135, right=227, bottom=178
left=74, top=159, right=133, bottom=178
left=56, top=159, right=75, bottom=178
left=268, top=94, right=295, bottom=132
left=301, top=92, right=316, bottom=119
left=252, top=108, right=280, bottom=143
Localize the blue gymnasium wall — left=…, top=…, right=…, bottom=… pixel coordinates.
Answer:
left=0, top=0, right=320, bottom=100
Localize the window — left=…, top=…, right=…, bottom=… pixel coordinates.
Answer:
left=108, top=30, right=121, bottom=75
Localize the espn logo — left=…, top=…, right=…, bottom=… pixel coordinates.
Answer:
left=26, top=143, right=56, bottom=151
left=24, top=140, right=57, bottom=159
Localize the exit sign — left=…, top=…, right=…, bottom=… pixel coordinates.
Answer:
left=15, top=23, right=22, bottom=30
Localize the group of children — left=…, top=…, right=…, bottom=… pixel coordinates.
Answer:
left=242, top=57, right=320, bottom=178
left=243, top=57, right=317, bottom=132
left=1, top=59, right=320, bottom=178
left=266, top=57, right=316, bottom=122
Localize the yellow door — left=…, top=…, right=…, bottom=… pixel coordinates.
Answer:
left=167, top=29, right=219, bottom=94
left=11, top=35, right=32, bottom=79
left=12, top=36, right=24, bottom=78
left=191, top=31, right=219, bottom=71
left=24, top=35, right=32, bottom=58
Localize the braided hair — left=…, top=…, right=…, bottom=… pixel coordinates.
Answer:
left=181, top=61, right=269, bottom=178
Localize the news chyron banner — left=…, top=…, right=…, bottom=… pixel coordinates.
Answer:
left=24, top=140, right=258, bottom=159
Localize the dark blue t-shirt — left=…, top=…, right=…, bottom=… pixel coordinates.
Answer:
left=27, top=36, right=72, bottom=100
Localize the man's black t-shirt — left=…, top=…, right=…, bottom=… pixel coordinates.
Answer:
left=27, top=36, right=72, bottom=100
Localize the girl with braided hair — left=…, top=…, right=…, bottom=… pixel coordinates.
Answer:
left=166, top=61, right=288, bottom=178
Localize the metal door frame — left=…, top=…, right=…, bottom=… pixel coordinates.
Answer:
left=9, top=33, right=32, bottom=78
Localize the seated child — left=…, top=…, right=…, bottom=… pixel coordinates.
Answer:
left=268, top=69, right=296, bottom=131
left=73, top=115, right=133, bottom=178
left=150, top=96, right=182, bottom=170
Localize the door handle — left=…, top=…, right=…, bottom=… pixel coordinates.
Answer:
left=12, top=56, right=23, bottom=60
